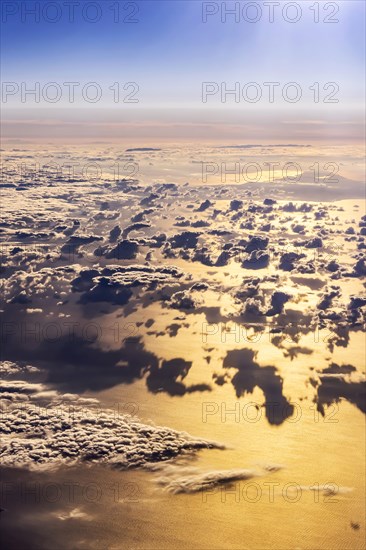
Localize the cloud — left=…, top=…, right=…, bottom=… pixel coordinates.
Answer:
left=157, top=468, right=258, bottom=494
left=69, top=264, right=185, bottom=307
left=0, top=361, right=224, bottom=471
left=96, top=239, right=139, bottom=260
left=152, top=462, right=284, bottom=494
left=56, top=508, right=91, bottom=522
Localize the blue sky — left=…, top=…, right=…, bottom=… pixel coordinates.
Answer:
left=1, top=0, right=365, bottom=141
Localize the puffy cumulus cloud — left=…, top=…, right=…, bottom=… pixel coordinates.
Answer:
left=352, top=257, right=366, bottom=277
left=1, top=360, right=41, bottom=378
left=168, top=231, right=200, bottom=249
left=266, top=291, right=291, bottom=316
left=122, top=222, right=151, bottom=239
left=242, top=250, right=270, bottom=270
left=167, top=290, right=202, bottom=311
left=241, top=297, right=265, bottom=319
left=0, top=361, right=99, bottom=405
left=234, top=277, right=262, bottom=300
left=4, top=266, right=77, bottom=303
left=244, top=236, right=269, bottom=253
left=1, top=379, right=53, bottom=403
left=109, top=224, right=121, bottom=243
left=131, top=208, right=155, bottom=223
left=71, top=264, right=184, bottom=293
left=71, top=264, right=186, bottom=306
left=279, top=252, right=306, bottom=272
left=1, top=148, right=365, bottom=449
left=229, top=200, right=243, bottom=212
left=314, top=289, right=366, bottom=327
left=317, top=286, right=342, bottom=310
left=191, top=244, right=233, bottom=267
left=77, top=277, right=133, bottom=306
left=140, top=192, right=159, bottom=206
left=281, top=202, right=313, bottom=213
left=95, top=239, right=139, bottom=260
left=0, top=362, right=224, bottom=471
left=196, top=199, right=213, bottom=212
left=347, top=296, right=366, bottom=324
left=61, top=235, right=103, bottom=254
left=0, top=244, right=61, bottom=279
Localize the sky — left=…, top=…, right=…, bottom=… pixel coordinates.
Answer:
left=1, top=0, right=365, bottom=142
